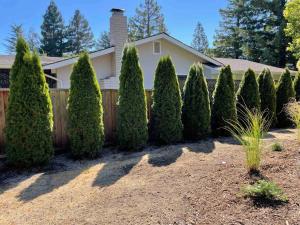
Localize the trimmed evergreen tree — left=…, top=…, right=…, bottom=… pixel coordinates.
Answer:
left=276, top=69, right=295, bottom=127
left=294, top=73, right=300, bottom=101
left=236, top=69, right=260, bottom=123
left=117, top=45, right=148, bottom=150
left=211, top=65, right=237, bottom=136
left=150, top=56, right=183, bottom=144
left=257, top=68, right=277, bottom=126
left=5, top=38, right=54, bottom=167
left=182, top=63, right=210, bottom=140
left=68, top=52, right=104, bottom=158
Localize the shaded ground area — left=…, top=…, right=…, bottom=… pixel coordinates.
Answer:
left=0, top=129, right=299, bottom=225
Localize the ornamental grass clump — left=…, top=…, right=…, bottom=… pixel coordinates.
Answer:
left=243, top=180, right=288, bottom=202
left=226, top=106, right=271, bottom=174
left=286, top=100, right=300, bottom=141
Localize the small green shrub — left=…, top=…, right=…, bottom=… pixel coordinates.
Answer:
left=286, top=100, right=300, bottom=141
left=68, top=52, right=104, bottom=158
left=211, top=65, right=237, bottom=136
left=243, top=180, right=288, bottom=202
left=271, top=142, right=283, bottom=152
left=237, top=69, right=260, bottom=124
left=150, top=56, right=183, bottom=144
left=294, top=73, right=300, bottom=101
left=257, top=68, right=277, bottom=126
left=182, top=63, right=210, bottom=140
left=117, top=45, right=148, bottom=150
left=5, top=38, right=54, bottom=167
left=225, top=106, right=270, bottom=173
left=276, top=69, right=295, bottom=128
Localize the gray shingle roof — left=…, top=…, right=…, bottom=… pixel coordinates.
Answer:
left=214, top=58, right=296, bottom=74
left=0, top=55, right=63, bottom=69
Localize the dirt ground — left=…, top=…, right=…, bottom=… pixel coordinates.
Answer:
left=0, top=129, right=299, bottom=225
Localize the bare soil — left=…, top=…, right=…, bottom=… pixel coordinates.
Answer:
left=0, top=129, right=299, bottom=225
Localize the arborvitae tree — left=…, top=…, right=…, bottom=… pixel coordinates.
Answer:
left=294, top=73, right=300, bottom=101
left=68, top=52, right=104, bottom=158
left=191, top=22, right=209, bottom=53
left=5, top=38, right=54, bottom=167
left=236, top=69, right=260, bottom=121
left=182, top=63, right=210, bottom=140
left=40, top=0, right=66, bottom=56
left=117, top=46, right=148, bottom=150
left=66, top=10, right=95, bottom=54
left=257, top=68, right=277, bottom=126
left=211, top=65, right=237, bottom=136
left=276, top=69, right=296, bottom=127
left=150, top=56, right=183, bottom=144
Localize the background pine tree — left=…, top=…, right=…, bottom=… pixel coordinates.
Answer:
left=150, top=56, right=183, bottom=144
left=4, top=24, right=24, bottom=54
left=294, top=73, right=300, bottom=101
left=5, top=38, right=54, bottom=167
left=211, top=65, right=237, bottom=136
left=191, top=22, right=209, bottom=53
left=257, top=68, right=277, bottom=126
left=66, top=10, right=95, bottom=54
left=117, top=46, right=148, bottom=150
left=276, top=69, right=295, bottom=128
left=96, top=31, right=111, bottom=50
left=68, top=53, right=104, bottom=158
left=40, top=0, right=66, bottom=56
left=236, top=69, right=260, bottom=121
left=182, top=63, right=210, bottom=140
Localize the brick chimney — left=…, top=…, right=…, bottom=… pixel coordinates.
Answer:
left=110, top=8, right=128, bottom=77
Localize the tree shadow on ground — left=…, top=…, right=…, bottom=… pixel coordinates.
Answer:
left=147, top=146, right=183, bottom=167
left=92, top=152, right=142, bottom=187
left=17, top=156, right=96, bottom=202
left=184, top=139, right=215, bottom=154
left=216, top=136, right=240, bottom=145
left=262, top=132, right=276, bottom=139
left=271, top=129, right=294, bottom=134
left=249, top=197, right=288, bottom=209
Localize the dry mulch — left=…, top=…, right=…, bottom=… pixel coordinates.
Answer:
left=0, top=129, right=299, bottom=225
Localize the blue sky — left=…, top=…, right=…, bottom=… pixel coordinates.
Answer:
left=0, top=0, right=228, bottom=54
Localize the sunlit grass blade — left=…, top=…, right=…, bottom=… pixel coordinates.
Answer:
left=285, top=99, right=300, bottom=141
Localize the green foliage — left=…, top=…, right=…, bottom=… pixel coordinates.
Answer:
left=5, top=38, right=54, bottom=167
left=191, top=22, right=209, bottom=53
left=182, top=63, right=210, bottom=140
left=66, top=10, right=95, bottom=54
left=128, top=0, right=167, bottom=41
left=243, top=180, right=288, bottom=202
left=150, top=56, right=183, bottom=144
left=4, top=24, right=24, bottom=54
left=257, top=68, right=276, bottom=126
left=284, top=0, right=300, bottom=59
left=40, top=0, right=66, bottom=56
left=96, top=31, right=111, bottom=50
left=225, top=107, right=270, bottom=173
left=294, top=73, right=300, bottom=101
left=271, top=142, right=283, bottom=152
left=276, top=69, right=295, bottom=128
left=211, top=65, right=237, bottom=136
left=286, top=100, right=300, bottom=141
left=117, top=45, right=148, bottom=150
left=237, top=69, right=260, bottom=115
left=68, top=53, right=104, bottom=158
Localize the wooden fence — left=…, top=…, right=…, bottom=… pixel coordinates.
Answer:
left=0, top=89, right=153, bottom=154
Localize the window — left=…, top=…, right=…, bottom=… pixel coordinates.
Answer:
left=153, top=41, right=161, bottom=54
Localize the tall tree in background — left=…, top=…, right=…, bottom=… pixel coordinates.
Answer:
left=128, top=0, right=168, bottom=41
left=191, top=22, right=209, bottom=53
left=40, top=0, right=66, bottom=56
left=96, top=31, right=111, bottom=50
left=213, top=0, right=245, bottom=59
left=4, top=24, right=24, bottom=54
left=284, top=0, right=300, bottom=59
left=27, top=28, right=41, bottom=52
left=66, top=10, right=95, bottom=54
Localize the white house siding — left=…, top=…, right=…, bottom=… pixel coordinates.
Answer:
left=55, top=53, right=113, bottom=88
left=137, top=39, right=217, bottom=89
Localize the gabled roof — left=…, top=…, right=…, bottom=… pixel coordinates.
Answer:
left=215, top=58, right=297, bottom=74
left=0, top=55, right=62, bottom=69
left=43, top=33, right=223, bottom=70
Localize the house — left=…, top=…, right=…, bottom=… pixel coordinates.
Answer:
left=0, top=55, right=62, bottom=88
left=0, top=8, right=295, bottom=90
